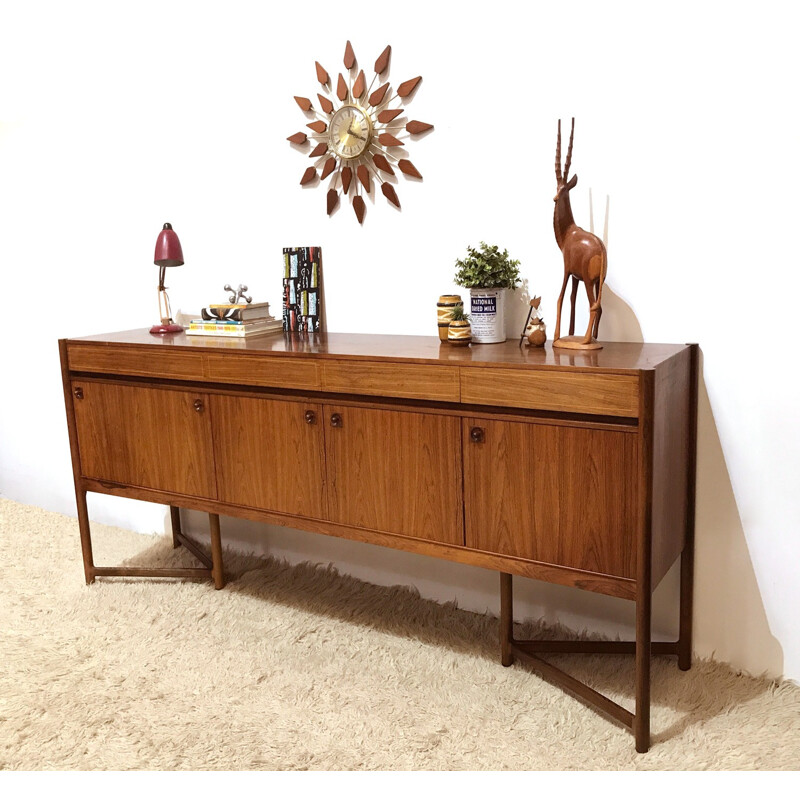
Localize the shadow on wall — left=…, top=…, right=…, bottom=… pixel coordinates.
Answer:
left=692, top=365, right=783, bottom=677
left=509, top=281, right=643, bottom=347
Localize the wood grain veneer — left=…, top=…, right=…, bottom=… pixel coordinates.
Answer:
left=460, top=367, right=639, bottom=417
left=325, top=405, right=463, bottom=545
left=205, top=353, right=321, bottom=391
left=68, top=343, right=206, bottom=381
left=322, top=360, right=460, bottom=402
left=212, top=396, right=326, bottom=520
left=463, top=418, right=638, bottom=578
left=71, top=379, right=217, bottom=499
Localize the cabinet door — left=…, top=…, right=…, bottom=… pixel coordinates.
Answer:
left=212, top=395, right=326, bottom=519
left=71, top=380, right=216, bottom=498
left=325, top=406, right=463, bottom=545
left=463, top=418, right=637, bottom=578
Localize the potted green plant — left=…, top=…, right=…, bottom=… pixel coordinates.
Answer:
left=454, top=242, right=521, bottom=343
left=447, top=303, right=472, bottom=346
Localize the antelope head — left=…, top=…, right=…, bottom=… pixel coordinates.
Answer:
left=554, top=117, right=578, bottom=203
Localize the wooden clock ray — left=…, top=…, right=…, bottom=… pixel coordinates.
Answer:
left=288, top=41, right=433, bottom=223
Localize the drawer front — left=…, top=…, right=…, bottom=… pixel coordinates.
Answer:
left=205, top=353, right=321, bottom=391
left=68, top=344, right=205, bottom=381
left=460, top=367, right=639, bottom=417
left=323, top=360, right=460, bottom=402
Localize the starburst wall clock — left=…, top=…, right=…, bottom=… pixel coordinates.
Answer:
left=287, top=41, right=433, bottom=224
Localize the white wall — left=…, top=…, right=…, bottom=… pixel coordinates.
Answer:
left=1, top=0, right=797, bottom=681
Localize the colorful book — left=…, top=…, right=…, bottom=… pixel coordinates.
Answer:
left=283, top=246, right=322, bottom=333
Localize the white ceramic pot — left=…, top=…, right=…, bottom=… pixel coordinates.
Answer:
left=469, top=288, right=506, bottom=344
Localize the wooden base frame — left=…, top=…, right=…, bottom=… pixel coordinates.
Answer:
left=499, top=557, right=694, bottom=754
left=75, top=495, right=225, bottom=589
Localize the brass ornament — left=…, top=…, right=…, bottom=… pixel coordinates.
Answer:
left=288, top=42, right=433, bottom=223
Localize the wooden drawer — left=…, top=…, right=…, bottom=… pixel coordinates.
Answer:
left=460, top=367, right=639, bottom=417
left=205, top=353, right=321, bottom=391
left=67, top=343, right=205, bottom=381
left=322, top=360, right=460, bottom=402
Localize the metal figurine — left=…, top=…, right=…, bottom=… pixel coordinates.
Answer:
left=202, top=284, right=255, bottom=321
left=552, top=118, right=607, bottom=350
left=224, top=284, right=252, bottom=305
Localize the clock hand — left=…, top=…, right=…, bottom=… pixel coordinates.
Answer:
left=347, top=124, right=367, bottom=140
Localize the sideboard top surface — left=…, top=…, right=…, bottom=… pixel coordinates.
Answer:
left=66, top=329, right=689, bottom=374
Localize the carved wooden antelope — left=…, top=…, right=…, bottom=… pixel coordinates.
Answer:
left=552, top=118, right=607, bottom=348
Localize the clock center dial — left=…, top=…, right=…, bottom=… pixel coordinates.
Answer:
left=329, top=104, right=373, bottom=160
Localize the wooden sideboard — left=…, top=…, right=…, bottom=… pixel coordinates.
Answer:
left=59, top=330, right=698, bottom=753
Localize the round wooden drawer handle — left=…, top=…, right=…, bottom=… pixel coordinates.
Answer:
left=470, top=426, right=485, bottom=443
left=305, top=410, right=317, bottom=425
left=193, top=399, right=204, bottom=413
left=330, top=413, right=342, bottom=428
left=73, top=387, right=84, bottom=400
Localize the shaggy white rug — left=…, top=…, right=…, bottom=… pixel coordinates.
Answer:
left=1, top=498, right=799, bottom=770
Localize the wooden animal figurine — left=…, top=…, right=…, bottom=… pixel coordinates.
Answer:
left=552, top=118, right=607, bottom=350
left=521, top=297, right=546, bottom=347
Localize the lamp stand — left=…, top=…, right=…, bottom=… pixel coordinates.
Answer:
left=150, top=265, right=183, bottom=334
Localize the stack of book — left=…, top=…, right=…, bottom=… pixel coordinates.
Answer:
left=186, top=302, right=283, bottom=338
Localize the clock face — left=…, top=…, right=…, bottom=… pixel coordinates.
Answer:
left=288, top=41, right=433, bottom=223
left=329, top=105, right=372, bottom=160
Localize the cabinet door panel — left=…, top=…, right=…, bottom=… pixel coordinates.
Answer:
left=212, top=395, right=326, bottom=519
left=326, top=406, right=463, bottom=545
left=72, top=380, right=216, bottom=498
left=464, top=419, right=637, bottom=578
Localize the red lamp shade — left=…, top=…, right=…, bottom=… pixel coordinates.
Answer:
left=153, top=222, right=184, bottom=267
left=150, top=222, right=185, bottom=334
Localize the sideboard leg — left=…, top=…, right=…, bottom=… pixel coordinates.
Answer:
left=678, top=545, right=694, bottom=671
left=634, top=584, right=652, bottom=753
left=678, top=342, right=699, bottom=672
left=169, top=506, right=182, bottom=549
left=209, top=513, right=225, bottom=590
left=75, top=488, right=96, bottom=585
left=500, top=572, right=514, bottom=667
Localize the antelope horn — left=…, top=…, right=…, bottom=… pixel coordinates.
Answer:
left=555, top=119, right=562, bottom=181
left=564, top=117, right=575, bottom=180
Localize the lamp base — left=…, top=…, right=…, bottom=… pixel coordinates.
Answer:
left=149, top=323, right=184, bottom=334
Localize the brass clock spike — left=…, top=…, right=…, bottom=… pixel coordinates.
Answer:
left=378, top=133, right=404, bottom=147
left=398, top=159, right=423, bottom=179
left=381, top=182, right=401, bottom=208
left=397, top=76, right=422, bottom=97
left=307, top=121, right=327, bottom=133
left=342, top=166, right=353, bottom=194
left=287, top=132, right=308, bottom=144
left=337, top=74, right=348, bottom=101
left=327, top=188, right=340, bottom=215
left=344, top=40, right=356, bottom=70
left=378, top=108, right=403, bottom=123
left=406, top=120, right=433, bottom=134
left=353, top=70, right=366, bottom=99
left=294, top=96, right=313, bottom=112
left=300, top=166, right=317, bottom=185
left=369, top=83, right=390, bottom=107
left=374, top=45, right=391, bottom=75
left=321, top=157, right=337, bottom=180
left=317, top=93, right=334, bottom=114
left=315, top=62, right=330, bottom=85
left=372, top=153, right=395, bottom=175
left=353, top=195, right=366, bottom=224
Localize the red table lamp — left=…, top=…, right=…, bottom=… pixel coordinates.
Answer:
left=150, top=222, right=184, bottom=334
